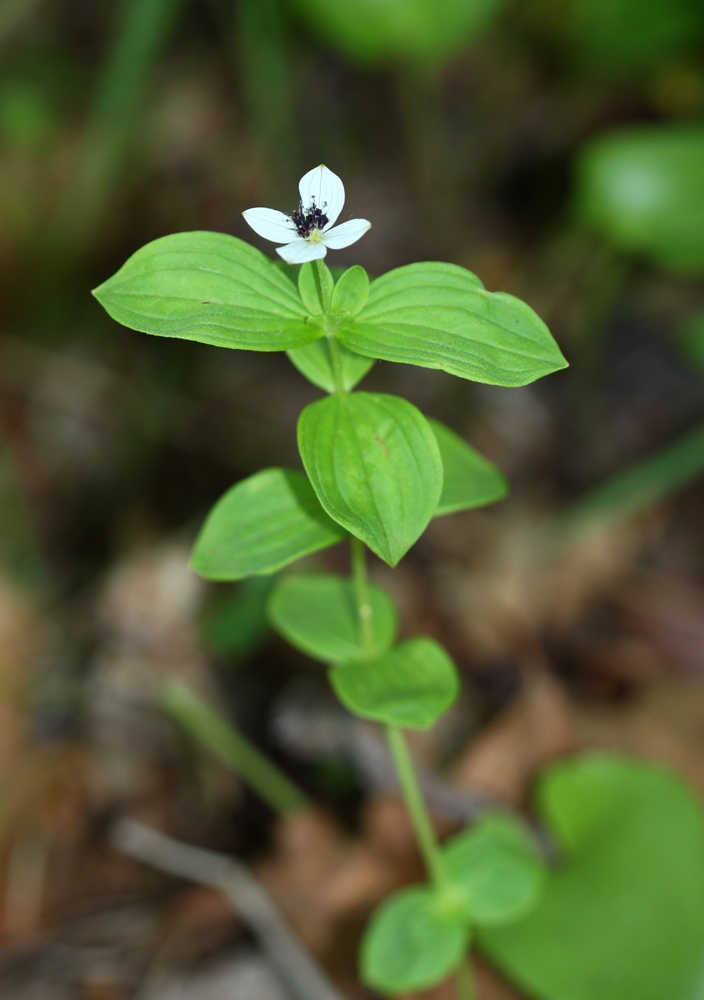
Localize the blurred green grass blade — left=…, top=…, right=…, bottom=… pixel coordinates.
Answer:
left=161, top=680, right=309, bottom=816
left=236, top=0, right=298, bottom=157
left=51, top=0, right=187, bottom=255
left=550, top=421, right=704, bottom=538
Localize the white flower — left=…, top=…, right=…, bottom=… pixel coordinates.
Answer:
left=243, top=165, right=371, bottom=265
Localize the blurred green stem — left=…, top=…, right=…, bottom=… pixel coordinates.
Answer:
left=455, top=960, right=476, bottom=1000
left=161, top=680, right=309, bottom=816
left=386, top=726, right=447, bottom=890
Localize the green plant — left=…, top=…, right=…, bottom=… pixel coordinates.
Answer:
left=93, top=163, right=567, bottom=995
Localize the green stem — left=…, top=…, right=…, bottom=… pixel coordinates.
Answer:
left=386, top=726, right=446, bottom=890
left=351, top=536, right=374, bottom=654
left=160, top=680, right=309, bottom=816
left=455, top=960, right=476, bottom=1000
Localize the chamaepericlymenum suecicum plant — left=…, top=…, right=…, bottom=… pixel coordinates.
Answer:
left=93, top=164, right=568, bottom=998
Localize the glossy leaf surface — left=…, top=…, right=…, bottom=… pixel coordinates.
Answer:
left=576, top=127, right=704, bottom=273
left=93, top=231, right=319, bottom=351
left=190, top=468, right=346, bottom=580
left=268, top=573, right=397, bottom=662
left=337, top=262, right=567, bottom=386
left=297, top=392, right=443, bottom=565
left=361, top=885, right=470, bottom=995
left=480, top=753, right=704, bottom=1000
left=330, top=637, right=459, bottom=729
left=443, top=812, right=545, bottom=926
left=430, top=418, right=508, bottom=515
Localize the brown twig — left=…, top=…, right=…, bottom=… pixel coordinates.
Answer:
left=111, top=819, right=346, bottom=1000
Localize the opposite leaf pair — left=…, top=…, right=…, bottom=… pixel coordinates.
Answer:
left=363, top=812, right=546, bottom=995
left=191, top=415, right=507, bottom=577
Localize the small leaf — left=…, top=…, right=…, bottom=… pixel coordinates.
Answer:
left=361, top=885, right=470, bottom=995
left=268, top=573, right=397, bottom=662
left=337, top=262, right=567, bottom=387
left=298, top=260, right=333, bottom=314
left=190, top=468, right=346, bottom=580
left=331, top=265, right=370, bottom=316
left=430, top=418, right=508, bottom=516
left=93, top=231, right=321, bottom=351
left=297, top=392, right=443, bottom=566
left=576, top=126, right=704, bottom=273
left=330, top=637, right=459, bottom=729
left=442, top=812, right=545, bottom=926
left=287, top=338, right=375, bottom=392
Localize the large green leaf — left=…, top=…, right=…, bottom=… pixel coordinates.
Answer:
left=337, top=262, right=567, bottom=387
left=268, top=573, right=397, bottom=662
left=297, top=392, right=443, bottom=566
left=576, top=127, right=704, bottom=273
left=361, top=885, right=470, bottom=995
left=429, top=418, right=508, bottom=516
left=93, top=231, right=321, bottom=351
left=442, top=812, right=545, bottom=926
left=287, top=0, right=507, bottom=67
left=480, top=753, right=704, bottom=1000
left=190, top=468, right=346, bottom=580
left=330, top=637, right=459, bottom=729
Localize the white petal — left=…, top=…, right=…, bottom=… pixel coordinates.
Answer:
left=243, top=207, right=297, bottom=244
left=276, top=240, right=328, bottom=264
left=299, top=165, right=345, bottom=228
left=321, top=218, right=371, bottom=250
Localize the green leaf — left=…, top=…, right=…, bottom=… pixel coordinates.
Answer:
left=268, top=573, right=397, bottom=662
left=429, top=418, right=508, bottom=516
left=442, top=812, right=545, bottom=926
left=287, top=338, right=375, bottom=392
left=93, top=231, right=322, bottom=351
left=288, top=0, right=508, bottom=67
left=330, top=637, right=459, bottom=729
left=480, top=753, right=704, bottom=1000
left=331, top=265, right=369, bottom=316
left=361, top=885, right=470, bottom=995
left=297, top=259, right=332, bottom=315
left=576, top=126, right=704, bottom=273
left=337, top=262, right=567, bottom=387
left=297, top=392, right=443, bottom=566
left=190, top=468, right=346, bottom=580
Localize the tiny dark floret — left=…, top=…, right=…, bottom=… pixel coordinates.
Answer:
left=291, top=198, right=329, bottom=237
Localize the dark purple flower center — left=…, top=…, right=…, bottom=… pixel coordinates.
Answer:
left=291, top=198, right=329, bottom=238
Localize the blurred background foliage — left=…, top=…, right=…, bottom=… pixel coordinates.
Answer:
left=2, top=0, right=704, bottom=998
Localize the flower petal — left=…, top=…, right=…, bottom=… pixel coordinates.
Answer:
left=299, top=165, right=345, bottom=228
left=322, top=218, right=372, bottom=250
left=277, top=240, right=328, bottom=264
left=243, top=207, right=297, bottom=244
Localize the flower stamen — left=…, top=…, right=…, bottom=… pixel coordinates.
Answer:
left=291, top=198, right=329, bottom=238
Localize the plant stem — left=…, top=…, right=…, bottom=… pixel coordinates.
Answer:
left=351, top=536, right=374, bottom=654
left=161, top=680, right=309, bottom=816
left=386, top=726, right=447, bottom=890
left=455, top=959, right=476, bottom=1000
